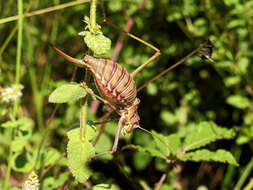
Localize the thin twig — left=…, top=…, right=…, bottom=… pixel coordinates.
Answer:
left=39, top=152, right=67, bottom=180
left=155, top=173, right=167, bottom=190
left=0, top=0, right=90, bottom=25
left=137, top=40, right=210, bottom=92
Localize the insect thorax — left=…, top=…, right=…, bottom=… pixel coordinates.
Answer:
left=121, top=98, right=140, bottom=135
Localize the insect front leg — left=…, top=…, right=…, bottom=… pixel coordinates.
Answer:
left=89, top=113, right=126, bottom=160
left=82, top=82, right=117, bottom=111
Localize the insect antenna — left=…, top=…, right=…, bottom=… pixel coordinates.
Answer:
left=136, top=126, right=171, bottom=152
left=50, top=44, right=86, bottom=68
left=137, top=39, right=213, bottom=92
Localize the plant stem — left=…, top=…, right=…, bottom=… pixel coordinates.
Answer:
left=234, top=157, right=253, bottom=190
left=90, top=0, right=97, bottom=28
left=80, top=0, right=97, bottom=141
left=4, top=1, right=23, bottom=189
left=0, top=0, right=90, bottom=25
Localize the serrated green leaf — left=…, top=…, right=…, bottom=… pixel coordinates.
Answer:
left=123, top=144, right=166, bottom=159
left=226, top=95, right=251, bottom=109
left=183, top=121, right=235, bottom=152
left=84, top=33, right=111, bottom=55
left=49, top=83, right=87, bottom=103
left=67, top=128, right=95, bottom=183
left=179, top=149, right=238, bottom=166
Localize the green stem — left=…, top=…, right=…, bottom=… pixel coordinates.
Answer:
left=80, top=0, right=97, bottom=141
left=4, top=1, right=23, bottom=189
left=80, top=97, right=88, bottom=141
left=90, top=0, right=97, bottom=28
left=234, top=157, right=253, bottom=190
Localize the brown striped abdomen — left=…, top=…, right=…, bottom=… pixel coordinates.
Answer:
left=83, top=55, right=137, bottom=108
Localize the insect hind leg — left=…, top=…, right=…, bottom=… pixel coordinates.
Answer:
left=102, top=7, right=161, bottom=78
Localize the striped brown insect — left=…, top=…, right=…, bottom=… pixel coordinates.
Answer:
left=51, top=28, right=211, bottom=159
left=51, top=31, right=161, bottom=158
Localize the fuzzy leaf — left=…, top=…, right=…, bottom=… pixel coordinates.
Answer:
left=226, top=95, right=251, bottom=109
left=67, top=128, right=95, bottom=183
left=49, top=83, right=87, bottom=103
left=84, top=33, right=111, bottom=55
left=179, top=149, right=238, bottom=166
left=183, top=121, right=235, bottom=152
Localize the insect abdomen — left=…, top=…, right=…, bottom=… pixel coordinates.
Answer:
left=83, top=55, right=137, bottom=106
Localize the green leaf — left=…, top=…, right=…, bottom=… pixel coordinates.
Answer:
left=1, top=117, right=33, bottom=129
left=133, top=151, right=152, bottom=171
left=167, top=134, right=181, bottom=155
left=67, top=128, right=95, bottom=183
left=224, top=76, right=241, bottom=87
left=11, top=153, right=33, bottom=172
left=94, top=133, right=113, bottom=160
left=84, top=183, right=119, bottom=190
left=11, top=137, right=28, bottom=152
left=183, top=121, right=236, bottom=152
left=152, top=131, right=171, bottom=157
left=84, top=32, right=111, bottom=55
left=226, top=95, right=251, bottom=109
left=44, top=148, right=61, bottom=167
left=49, top=83, right=87, bottom=103
left=123, top=144, right=166, bottom=159
left=179, top=149, right=239, bottom=166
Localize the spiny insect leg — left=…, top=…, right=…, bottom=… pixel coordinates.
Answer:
left=89, top=113, right=126, bottom=160
left=102, top=10, right=161, bottom=78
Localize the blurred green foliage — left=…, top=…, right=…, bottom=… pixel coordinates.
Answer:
left=1, top=0, right=253, bottom=189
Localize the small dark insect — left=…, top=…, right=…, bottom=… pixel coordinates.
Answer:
left=198, top=38, right=214, bottom=59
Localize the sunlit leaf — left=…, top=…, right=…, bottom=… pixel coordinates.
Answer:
left=183, top=121, right=236, bottom=152
left=179, top=149, right=239, bottom=166
left=226, top=95, right=251, bottom=109
left=84, top=33, right=111, bottom=55
left=49, top=83, right=87, bottom=103
left=67, top=128, right=95, bottom=182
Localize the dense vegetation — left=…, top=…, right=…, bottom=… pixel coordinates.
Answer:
left=1, top=0, right=253, bottom=189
